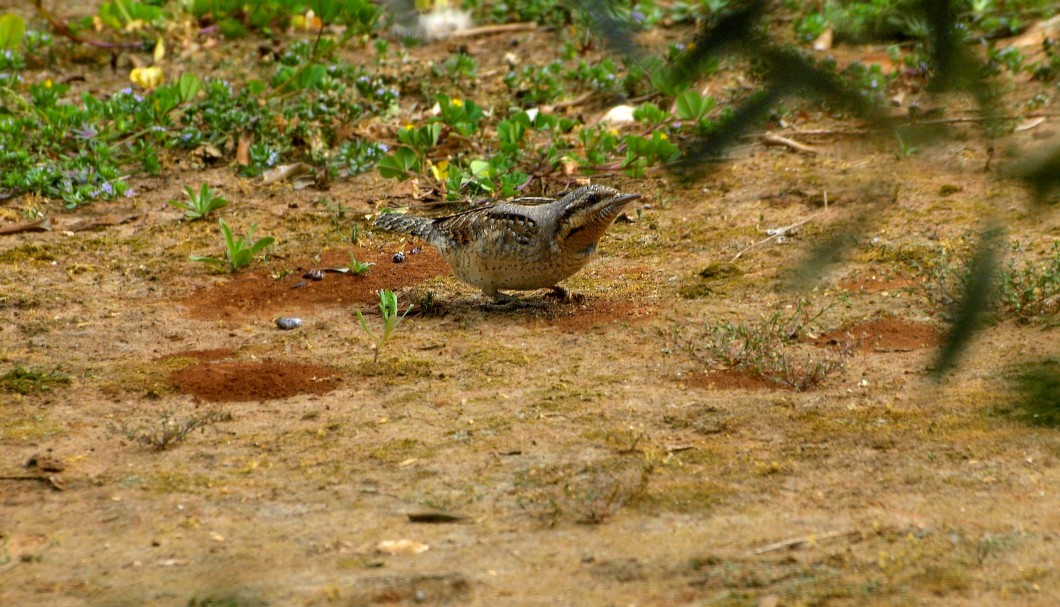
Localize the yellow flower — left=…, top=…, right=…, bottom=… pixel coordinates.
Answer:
left=44, top=79, right=53, bottom=89
left=291, top=10, right=322, bottom=32
left=153, top=37, right=166, bottom=63
left=429, top=159, right=449, bottom=181
left=451, top=98, right=463, bottom=107
left=124, top=19, right=147, bottom=33
left=658, top=132, right=668, bottom=140
left=130, top=66, right=164, bottom=90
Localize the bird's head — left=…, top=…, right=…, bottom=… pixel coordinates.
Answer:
left=555, top=185, right=641, bottom=250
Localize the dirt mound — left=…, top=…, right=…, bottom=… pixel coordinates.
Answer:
left=180, top=246, right=449, bottom=320
left=169, top=360, right=340, bottom=402
left=816, top=318, right=940, bottom=353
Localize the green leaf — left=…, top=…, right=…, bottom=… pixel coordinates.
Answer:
left=248, top=236, right=275, bottom=255
left=190, top=255, right=225, bottom=266
left=675, top=90, right=714, bottom=122
left=0, top=14, right=26, bottom=50
left=377, top=147, right=420, bottom=180
left=177, top=73, right=202, bottom=102
left=310, top=0, right=342, bottom=23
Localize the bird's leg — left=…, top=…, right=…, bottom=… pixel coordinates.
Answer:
left=546, top=285, right=571, bottom=301
left=484, top=288, right=515, bottom=303
left=545, top=285, right=585, bottom=304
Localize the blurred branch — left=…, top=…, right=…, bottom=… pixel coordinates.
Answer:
left=933, top=225, right=1003, bottom=378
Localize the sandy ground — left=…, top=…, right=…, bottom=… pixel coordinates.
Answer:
left=2, top=9, right=1059, bottom=607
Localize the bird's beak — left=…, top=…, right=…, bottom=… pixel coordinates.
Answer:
left=608, top=193, right=641, bottom=206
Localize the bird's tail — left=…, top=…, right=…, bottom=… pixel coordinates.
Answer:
left=372, top=213, right=436, bottom=241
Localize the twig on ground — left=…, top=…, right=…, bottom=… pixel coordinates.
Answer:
left=452, top=22, right=539, bottom=38
left=762, top=132, right=818, bottom=155
left=731, top=207, right=825, bottom=262
left=0, top=218, right=52, bottom=236
left=752, top=530, right=859, bottom=555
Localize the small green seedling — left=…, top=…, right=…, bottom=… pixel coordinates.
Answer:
left=171, top=183, right=228, bottom=220
left=191, top=218, right=275, bottom=272
left=356, top=289, right=412, bottom=363
left=349, top=253, right=374, bottom=276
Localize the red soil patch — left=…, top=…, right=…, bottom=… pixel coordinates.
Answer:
left=180, top=246, right=449, bottom=320
left=684, top=369, right=777, bottom=391
left=169, top=360, right=340, bottom=402
left=815, top=318, right=940, bottom=353
left=155, top=348, right=235, bottom=363
left=837, top=272, right=921, bottom=294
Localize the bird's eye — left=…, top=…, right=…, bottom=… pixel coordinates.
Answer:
left=585, top=193, right=599, bottom=204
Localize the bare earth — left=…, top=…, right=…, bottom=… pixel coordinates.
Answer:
left=2, top=15, right=1059, bottom=607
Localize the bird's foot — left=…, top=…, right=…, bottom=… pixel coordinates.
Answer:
left=544, top=286, right=585, bottom=304
left=482, top=289, right=549, bottom=310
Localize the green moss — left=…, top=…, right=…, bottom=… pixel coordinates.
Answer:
left=352, top=357, right=432, bottom=382
left=633, top=479, right=723, bottom=514
left=0, top=243, right=57, bottom=264
left=1002, top=358, right=1060, bottom=427
left=680, top=262, right=745, bottom=299
left=699, top=262, right=742, bottom=280
left=0, top=366, right=71, bottom=395
left=368, top=438, right=433, bottom=463
left=149, top=471, right=215, bottom=493
left=1, top=415, right=65, bottom=441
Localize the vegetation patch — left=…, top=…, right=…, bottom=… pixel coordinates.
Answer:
left=0, top=366, right=70, bottom=395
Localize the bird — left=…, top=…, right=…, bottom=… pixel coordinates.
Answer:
left=372, top=184, right=640, bottom=300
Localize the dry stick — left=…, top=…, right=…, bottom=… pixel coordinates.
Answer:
left=752, top=530, right=858, bottom=555
left=550, top=90, right=596, bottom=111
left=731, top=197, right=827, bottom=263
left=0, top=218, right=52, bottom=236
left=0, top=475, right=65, bottom=490
left=451, top=22, right=539, bottom=38
left=762, top=132, right=818, bottom=155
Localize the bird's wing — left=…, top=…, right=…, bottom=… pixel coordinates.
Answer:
left=433, top=203, right=542, bottom=248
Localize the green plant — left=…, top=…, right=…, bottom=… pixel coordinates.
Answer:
left=171, top=183, right=229, bottom=220
left=348, top=253, right=373, bottom=276
left=995, top=241, right=1059, bottom=323
left=1, top=366, right=70, bottom=394
left=681, top=302, right=853, bottom=391
left=191, top=219, right=275, bottom=272
left=921, top=240, right=1059, bottom=324
left=355, top=289, right=412, bottom=363
left=118, top=410, right=232, bottom=450
left=0, top=14, right=26, bottom=49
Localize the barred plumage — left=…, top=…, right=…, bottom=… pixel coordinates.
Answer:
left=371, top=185, right=640, bottom=299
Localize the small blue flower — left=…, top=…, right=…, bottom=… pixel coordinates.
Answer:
left=675, top=42, right=686, bottom=52
left=101, top=182, right=115, bottom=196
left=631, top=9, right=645, bottom=23
left=378, top=143, right=389, bottom=152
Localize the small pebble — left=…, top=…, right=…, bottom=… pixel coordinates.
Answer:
left=411, top=247, right=422, bottom=255
left=275, top=317, right=303, bottom=330
left=291, top=280, right=307, bottom=289
left=392, top=252, right=405, bottom=263
left=303, top=269, right=324, bottom=281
